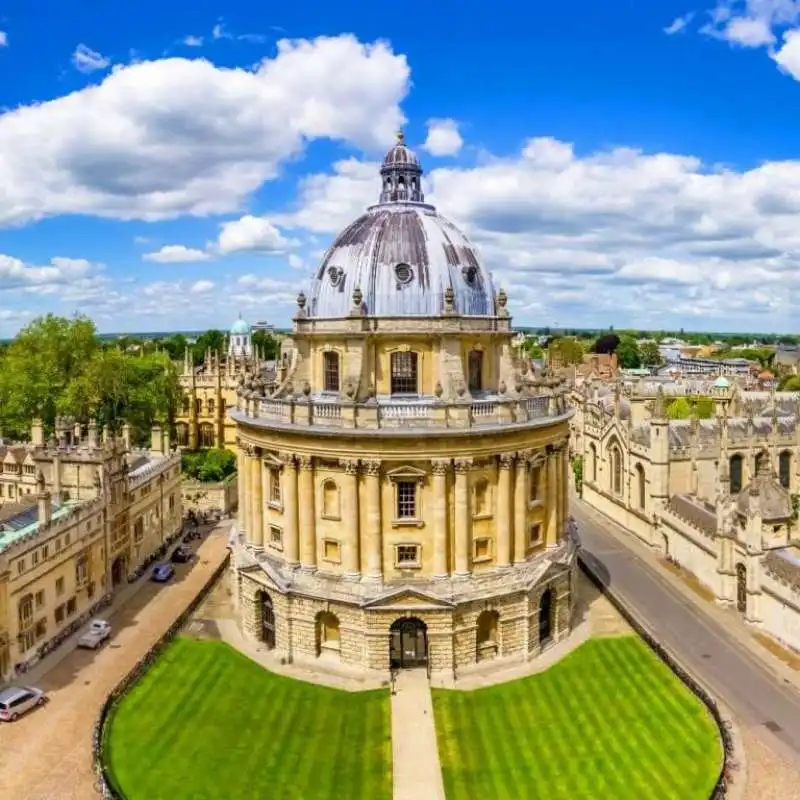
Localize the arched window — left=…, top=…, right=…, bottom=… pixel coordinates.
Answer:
left=467, top=350, right=483, bottom=393
left=730, top=454, right=743, bottom=494
left=322, top=479, right=340, bottom=519
left=194, top=398, right=202, bottom=415
left=476, top=610, right=499, bottom=661
left=390, top=351, right=418, bottom=395
left=589, top=443, right=597, bottom=482
left=323, top=351, right=340, bottom=393
left=198, top=423, right=214, bottom=448
left=207, top=398, right=215, bottom=416
left=316, top=612, right=341, bottom=656
left=609, top=442, right=622, bottom=495
left=175, top=423, right=189, bottom=448
left=780, top=451, right=792, bottom=490
left=635, top=463, right=646, bottom=509
left=473, top=478, right=489, bottom=516
left=182, top=396, right=190, bottom=413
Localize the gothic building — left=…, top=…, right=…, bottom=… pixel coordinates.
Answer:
left=230, top=132, right=578, bottom=681
left=574, top=376, right=800, bottom=653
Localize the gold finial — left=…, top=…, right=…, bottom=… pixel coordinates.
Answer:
left=396, top=129, right=405, bottom=144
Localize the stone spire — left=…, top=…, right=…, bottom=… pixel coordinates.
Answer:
left=652, top=385, right=667, bottom=420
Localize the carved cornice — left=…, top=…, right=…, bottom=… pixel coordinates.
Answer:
left=454, top=457, right=473, bottom=473
left=498, top=452, right=515, bottom=470
left=297, top=455, right=314, bottom=471
left=361, top=459, right=381, bottom=477
left=340, top=458, right=360, bottom=475
left=431, top=459, right=451, bottom=476
left=278, top=451, right=296, bottom=468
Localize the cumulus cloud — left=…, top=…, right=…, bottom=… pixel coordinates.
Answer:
left=0, top=31, right=7, bottom=47
left=182, top=35, right=203, bottom=47
left=71, top=44, right=111, bottom=73
left=422, top=118, right=463, bottom=157
left=190, top=279, right=215, bottom=293
left=0, top=35, right=409, bottom=227
left=0, top=254, right=95, bottom=290
left=143, top=245, right=210, bottom=263
left=665, top=13, right=695, bottom=34
left=275, top=135, right=800, bottom=327
left=215, top=215, right=294, bottom=254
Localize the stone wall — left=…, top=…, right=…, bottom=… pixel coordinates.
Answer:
left=181, top=475, right=237, bottom=514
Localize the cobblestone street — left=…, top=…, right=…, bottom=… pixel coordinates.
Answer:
left=0, top=530, right=230, bottom=800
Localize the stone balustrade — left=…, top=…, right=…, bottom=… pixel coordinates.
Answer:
left=233, top=392, right=569, bottom=433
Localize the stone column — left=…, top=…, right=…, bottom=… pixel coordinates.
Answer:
left=340, top=459, right=360, bottom=579
left=298, top=456, right=316, bottom=571
left=236, top=443, right=247, bottom=537
left=250, top=448, right=264, bottom=549
left=244, top=447, right=255, bottom=545
left=432, top=459, right=450, bottom=577
left=281, top=454, right=299, bottom=566
left=560, top=442, right=569, bottom=538
left=546, top=445, right=559, bottom=546
left=362, top=460, right=382, bottom=580
left=496, top=453, right=514, bottom=568
left=454, top=458, right=472, bottom=576
left=514, top=451, right=529, bottom=564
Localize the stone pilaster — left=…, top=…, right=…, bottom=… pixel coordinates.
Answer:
left=432, top=459, right=450, bottom=577
left=496, top=453, right=514, bottom=567
left=236, top=442, right=247, bottom=536
left=280, top=453, right=299, bottom=566
left=362, top=460, right=382, bottom=580
left=298, top=455, right=316, bottom=571
left=514, top=451, right=529, bottom=563
left=250, top=448, right=264, bottom=548
left=454, top=458, right=472, bottom=576
left=560, top=441, right=569, bottom=538
left=244, top=446, right=255, bottom=545
left=340, top=459, right=360, bottom=579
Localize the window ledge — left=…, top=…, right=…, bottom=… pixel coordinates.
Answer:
left=394, top=561, right=422, bottom=570
left=392, top=518, right=424, bottom=528
left=472, top=554, right=493, bottom=564
left=266, top=501, right=284, bottom=512
left=269, top=541, right=284, bottom=552
left=472, top=512, right=493, bottom=521
left=322, top=556, right=342, bottom=566
left=321, top=513, right=342, bottom=522
left=528, top=499, right=544, bottom=511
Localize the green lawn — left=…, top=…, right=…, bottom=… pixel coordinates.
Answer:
left=433, top=636, right=722, bottom=800
left=104, top=637, right=392, bottom=800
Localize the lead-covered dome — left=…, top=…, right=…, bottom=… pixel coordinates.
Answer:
left=307, top=132, right=496, bottom=318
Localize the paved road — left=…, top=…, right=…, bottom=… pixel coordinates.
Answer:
left=573, top=502, right=800, bottom=759
left=0, top=530, right=230, bottom=800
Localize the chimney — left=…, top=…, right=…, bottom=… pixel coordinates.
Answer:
left=122, top=423, right=132, bottom=451
left=162, top=426, right=171, bottom=454
left=31, top=419, right=45, bottom=447
left=87, top=420, right=99, bottom=449
left=73, top=422, right=82, bottom=445
left=36, top=471, right=52, bottom=526
left=151, top=424, right=163, bottom=456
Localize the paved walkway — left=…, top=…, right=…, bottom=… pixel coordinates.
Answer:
left=391, top=669, right=446, bottom=800
left=0, top=528, right=230, bottom=800
left=574, top=497, right=800, bottom=800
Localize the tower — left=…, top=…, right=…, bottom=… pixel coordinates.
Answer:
left=229, top=314, right=252, bottom=359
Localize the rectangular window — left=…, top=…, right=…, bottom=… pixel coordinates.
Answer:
left=31, top=550, right=39, bottom=567
left=396, top=481, right=417, bottom=519
left=75, top=553, right=89, bottom=588
left=474, top=538, right=491, bottom=561
left=17, top=559, right=24, bottom=574
left=42, top=545, right=49, bottom=559
left=66, top=597, right=77, bottom=616
left=323, top=351, right=340, bottom=393
left=55, top=537, right=62, bottom=552
left=55, top=604, right=65, bottom=624
left=529, top=465, right=542, bottom=504
left=390, top=351, right=418, bottom=395
left=18, top=595, right=33, bottom=628
left=395, top=544, right=421, bottom=568
left=133, top=517, right=144, bottom=543
left=529, top=524, right=542, bottom=546
left=323, top=539, right=341, bottom=563
left=35, top=590, right=45, bottom=609
left=56, top=577, right=65, bottom=597
left=35, top=618, right=47, bottom=640
left=269, top=468, right=281, bottom=505
left=468, top=350, right=483, bottom=393
left=88, top=581, right=96, bottom=600
left=269, top=525, right=283, bottom=550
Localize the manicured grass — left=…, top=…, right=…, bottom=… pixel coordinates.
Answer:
left=104, top=637, right=391, bottom=800
left=433, top=636, right=722, bottom=800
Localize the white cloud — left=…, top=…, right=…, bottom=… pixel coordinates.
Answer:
left=212, top=23, right=231, bottom=40
left=699, top=1, right=800, bottom=56
left=190, top=279, right=214, bottom=293
left=183, top=35, right=203, bottom=47
left=275, top=135, right=800, bottom=327
left=71, top=44, right=111, bottom=73
left=0, top=254, right=95, bottom=290
left=664, top=13, right=694, bottom=34
left=0, top=31, right=7, bottom=47
left=215, top=215, right=293, bottom=254
left=143, top=245, right=211, bottom=263
left=422, top=118, right=463, bottom=157
left=288, top=253, right=306, bottom=270
left=0, top=35, right=409, bottom=227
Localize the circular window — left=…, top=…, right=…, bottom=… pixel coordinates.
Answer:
left=463, top=265, right=478, bottom=285
left=395, top=263, right=413, bottom=285
left=328, top=266, right=343, bottom=287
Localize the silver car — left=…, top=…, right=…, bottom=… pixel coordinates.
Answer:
left=0, top=686, right=47, bottom=721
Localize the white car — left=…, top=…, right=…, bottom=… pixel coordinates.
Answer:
left=77, top=619, right=112, bottom=650
left=0, top=686, right=47, bottom=721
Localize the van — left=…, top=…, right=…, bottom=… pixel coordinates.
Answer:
left=0, top=686, right=46, bottom=721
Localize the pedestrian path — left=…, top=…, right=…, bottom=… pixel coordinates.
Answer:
left=391, top=669, right=446, bottom=800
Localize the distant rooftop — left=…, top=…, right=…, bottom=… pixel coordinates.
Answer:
left=0, top=499, right=78, bottom=553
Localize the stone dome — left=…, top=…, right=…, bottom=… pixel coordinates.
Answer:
left=714, top=376, right=729, bottom=388
left=736, top=460, right=792, bottom=522
left=306, top=131, right=496, bottom=319
left=230, top=316, right=250, bottom=335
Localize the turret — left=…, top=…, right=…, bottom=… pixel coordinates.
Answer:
left=36, top=470, right=52, bottom=526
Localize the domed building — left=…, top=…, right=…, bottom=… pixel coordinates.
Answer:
left=230, top=132, right=578, bottom=679
left=229, top=315, right=252, bottom=358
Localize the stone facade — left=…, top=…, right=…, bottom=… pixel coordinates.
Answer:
left=229, top=133, right=579, bottom=680
left=182, top=475, right=238, bottom=514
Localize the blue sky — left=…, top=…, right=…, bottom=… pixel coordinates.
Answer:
left=3, top=0, right=800, bottom=336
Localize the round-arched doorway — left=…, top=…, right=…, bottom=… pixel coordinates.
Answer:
left=389, top=617, right=428, bottom=669
left=257, top=591, right=276, bottom=650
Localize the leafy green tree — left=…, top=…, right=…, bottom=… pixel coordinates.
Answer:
left=548, top=336, right=585, bottom=366
left=591, top=333, right=620, bottom=354
left=182, top=448, right=237, bottom=482
left=571, top=456, right=583, bottom=496
left=192, top=329, right=226, bottom=365
left=615, top=336, right=641, bottom=369
left=780, top=375, right=800, bottom=392
left=666, top=397, right=692, bottom=420
left=159, top=334, right=189, bottom=361
left=639, top=341, right=662, bottom=367
left=252, top=330, right=280, bottom=360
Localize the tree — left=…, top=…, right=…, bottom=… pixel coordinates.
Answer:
left=548, top=337, right=585, bottom=366
left=252, top=330, right=280, bottom=360
left=192, top=329, right=226, bottom=365
left=615, top=336, right=641, bottom=369
left=159, top=333, right=189, bottom=361
left=571, top=456, right=583, bottom=496
left=591, top=333, right=620, bottom=354
left=181, top=448, right=237, bottom=482
left=639, top=341, right=662, bottom=367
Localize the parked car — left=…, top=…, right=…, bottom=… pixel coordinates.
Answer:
left=0, top=686, right=47, bottom=722
left=151, top=563, right=175, bottom=583
left=171, top=545, right=192, bottom=564
left=78, top=619, right=112, bottom=650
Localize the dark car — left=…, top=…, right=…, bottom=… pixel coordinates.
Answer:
left=151, top=563, right=175, bottom=583
left=171, top=546, right=192, bottom=564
